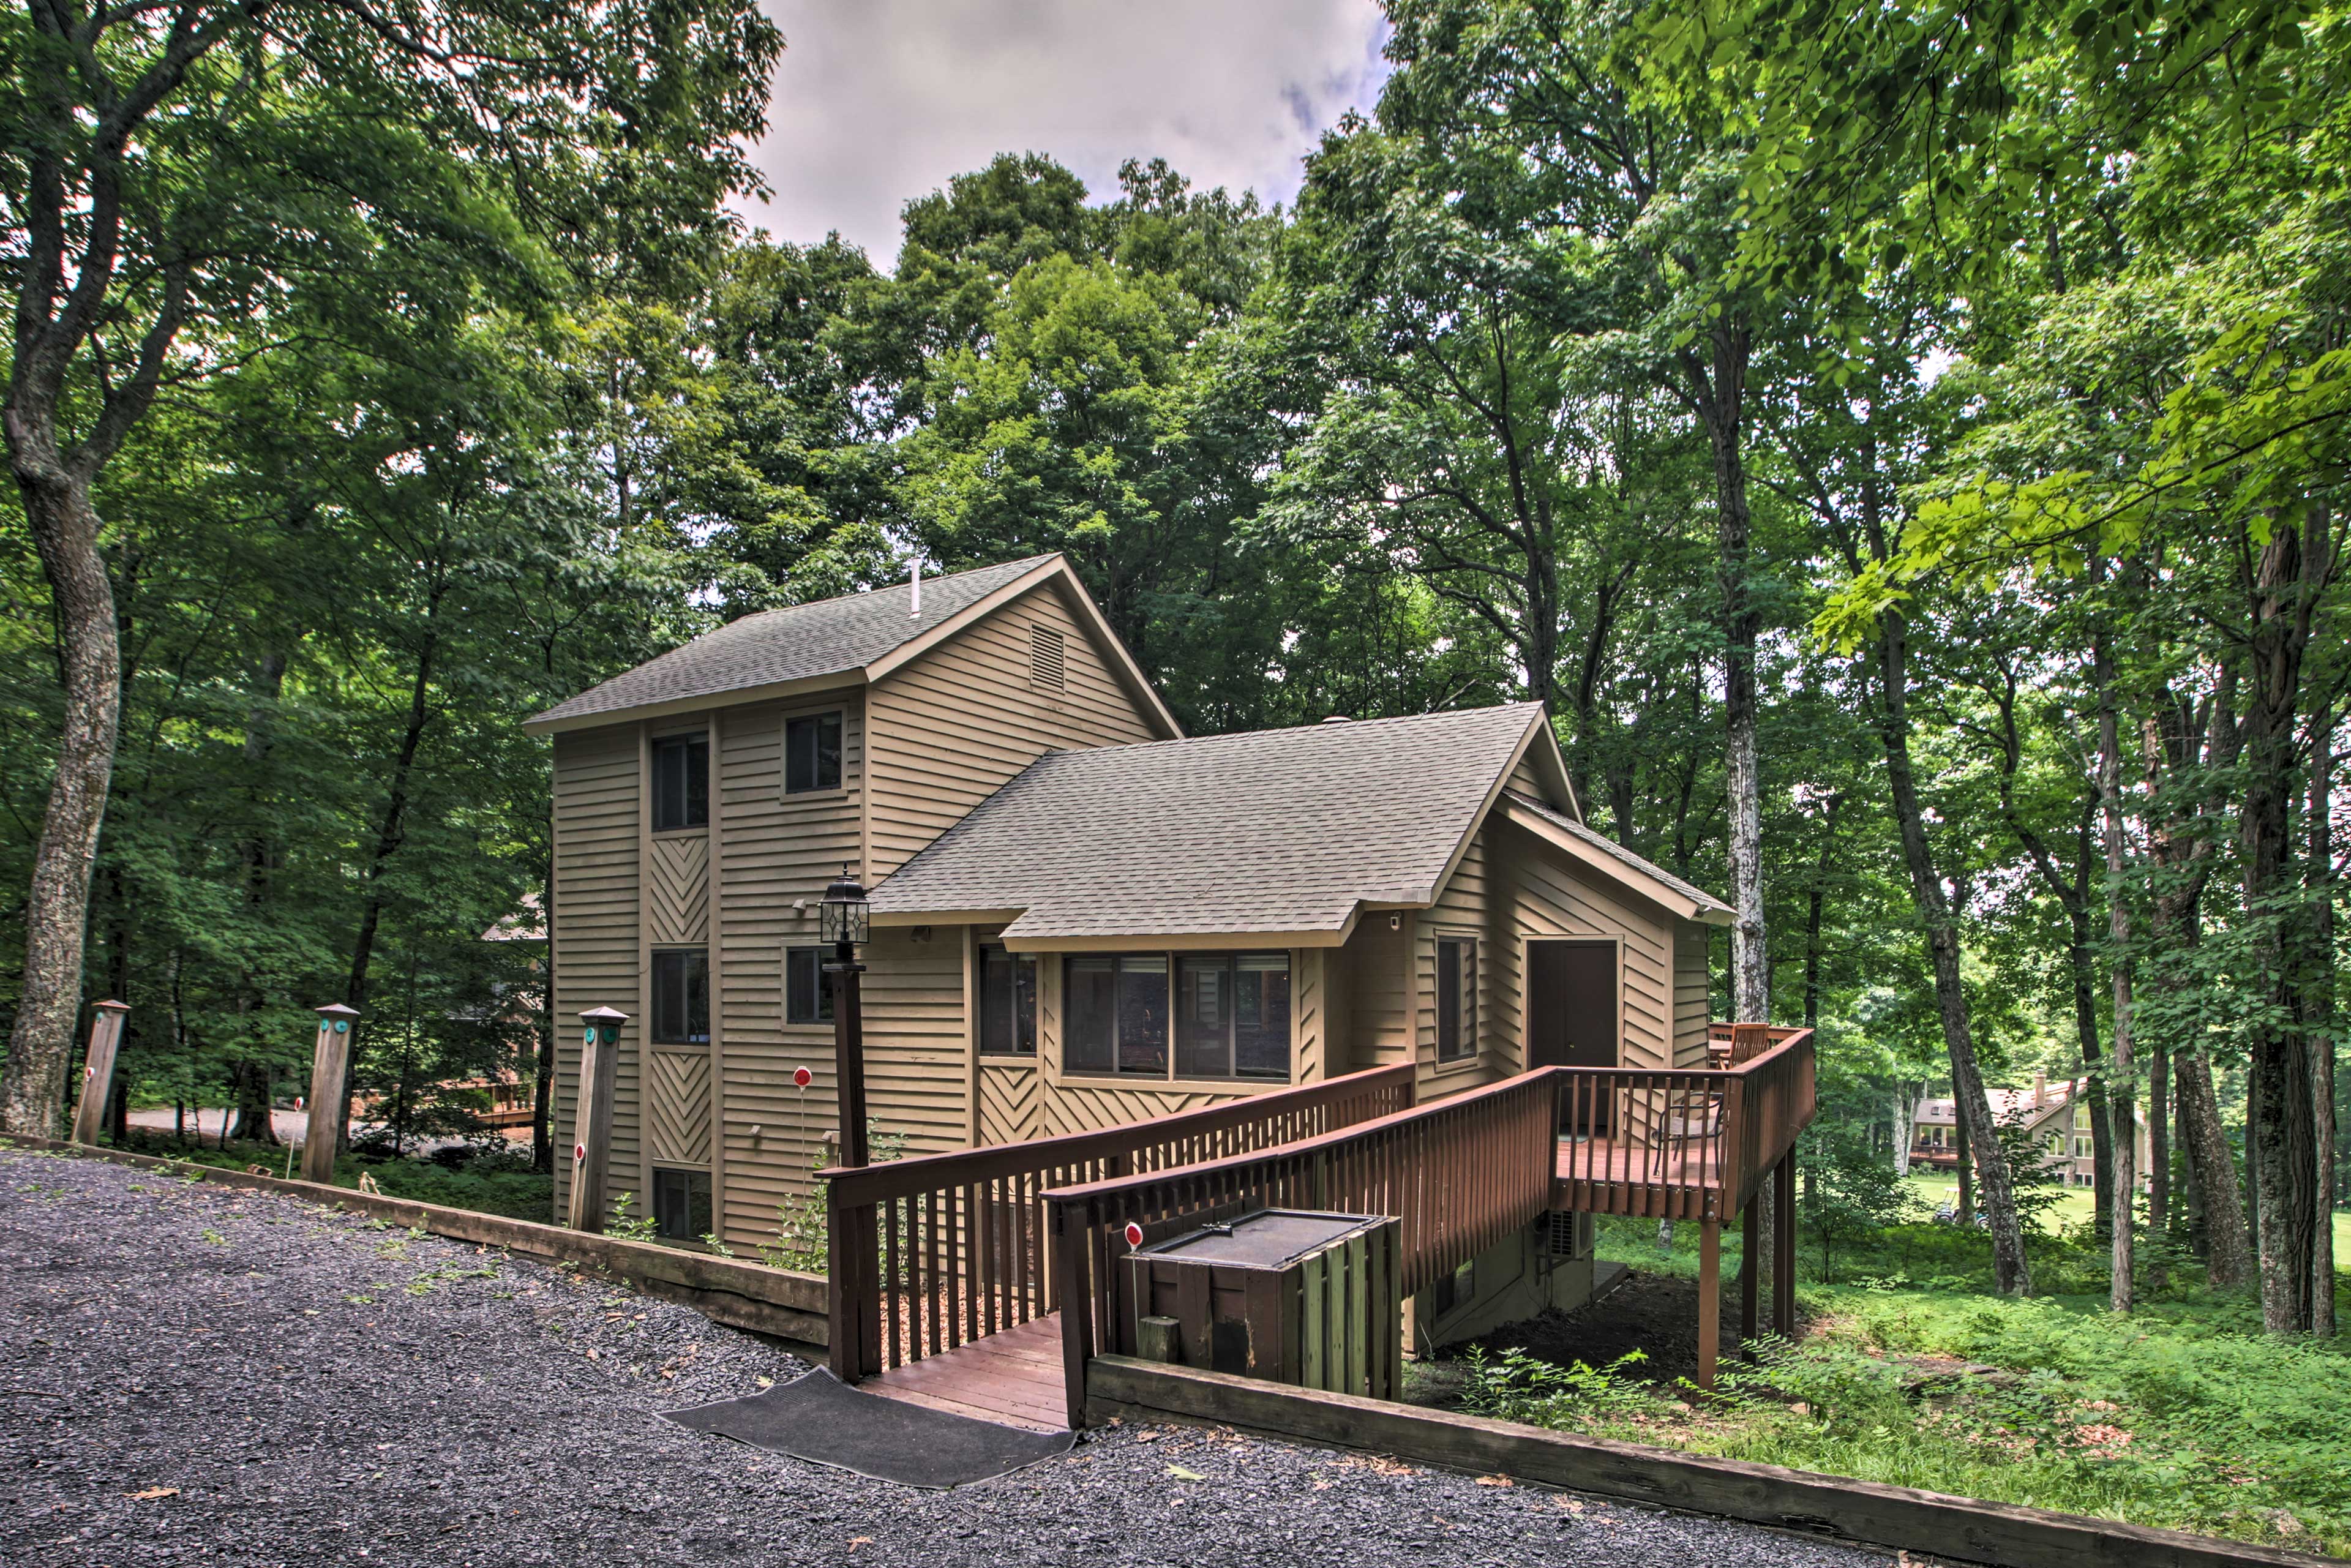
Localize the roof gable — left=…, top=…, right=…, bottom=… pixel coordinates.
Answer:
left=1497, top=790, right=1733, bottom=923
left=869, top=702, right=1549, bottom=943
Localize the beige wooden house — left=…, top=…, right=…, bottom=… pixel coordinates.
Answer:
left=527, top=554, right=1731, bottom=1258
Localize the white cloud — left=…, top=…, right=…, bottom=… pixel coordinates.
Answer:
left=739, top=0, right=1391, bottom=261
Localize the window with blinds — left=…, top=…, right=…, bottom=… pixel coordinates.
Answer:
left=1030, top=624, right=1065, bottom=692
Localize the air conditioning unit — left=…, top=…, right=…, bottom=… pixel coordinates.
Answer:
left=1124, top=1207, right=1401, bottom=1400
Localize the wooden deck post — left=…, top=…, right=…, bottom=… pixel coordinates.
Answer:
left=1696, top=1215, right=1721, bottom=1389
left=302, top=1005, right=361, bottom=1184
left=568, top=1008, right=626, bottom=1232
left=1773, top=1149, right=1797, bottom=1335
left=1738, top=1195, right=1759, bottom=1357
left=69, top=1001, right=130, bottom=1146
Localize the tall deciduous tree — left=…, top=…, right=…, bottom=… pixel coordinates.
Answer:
left=0, top=0, right=781, bottom=1133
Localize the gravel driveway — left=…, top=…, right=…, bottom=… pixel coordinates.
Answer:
left=1, top=1149, right=1890, bottom=1567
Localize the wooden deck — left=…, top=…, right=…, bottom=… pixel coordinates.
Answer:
left=862, top=1311, right=1068, bottom=1431
left=1553, top=1131, right=1725, bottom=1218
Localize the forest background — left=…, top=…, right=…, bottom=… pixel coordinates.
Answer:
left=1, top=0, right=2344, bottom=1341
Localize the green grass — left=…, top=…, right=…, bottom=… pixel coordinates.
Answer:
left=1570, top=1213, right=2351, bottom=1553
left=1899, top=1171, right=2351, bottom=1259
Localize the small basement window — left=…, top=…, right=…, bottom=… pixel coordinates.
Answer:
left=785, top=946, right=834, bottom=1025
left=651, top=1168, right=712, bottom=1242
left=1030, top=625, right=1065, bottom=692
left=979, top=945, right=1037, bottom=1055
left=785, top=711, right=844, bottom=794
left=650, top=949, right=710, bottom=1045
left=651, top=733, right=709, bottom=831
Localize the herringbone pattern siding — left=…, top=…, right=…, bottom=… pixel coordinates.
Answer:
left=647, top=835, right=710, bottom=945
left=976, top=1059, right=1040, bottom=1144
left=646, top=1049, right=713, bottom=1166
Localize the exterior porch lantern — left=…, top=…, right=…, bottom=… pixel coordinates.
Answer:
left=821, top=866, right=871, bottom=1172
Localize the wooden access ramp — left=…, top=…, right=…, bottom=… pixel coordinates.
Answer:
left=863, top=1313, right=1067, bottom=1432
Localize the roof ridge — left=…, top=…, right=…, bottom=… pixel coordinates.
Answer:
left=1007, top=700, right=1544, bottom=761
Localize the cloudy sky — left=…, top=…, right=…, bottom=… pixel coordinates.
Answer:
left=738, top=1, right=1393, bottom=261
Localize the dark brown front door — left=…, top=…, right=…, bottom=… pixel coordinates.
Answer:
left=1528, top=939, right=1616, bottom=1133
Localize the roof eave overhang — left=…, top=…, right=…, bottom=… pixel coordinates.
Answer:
left=523, top=670, right=864, bottom=737
left=1494, top=793, right=1734, bottom=925
left=999, top=923, right=1356, bottom=954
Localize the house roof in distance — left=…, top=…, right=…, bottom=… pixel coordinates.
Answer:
left=870, top=702, right=1558, bottom=944
left=524, top=553, right=1179, bottom=737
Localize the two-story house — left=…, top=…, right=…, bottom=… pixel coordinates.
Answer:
left=526, top=555, right=1733, bottom=1275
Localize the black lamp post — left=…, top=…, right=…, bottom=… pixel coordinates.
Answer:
left=820, top=866, right=871, bottom=1170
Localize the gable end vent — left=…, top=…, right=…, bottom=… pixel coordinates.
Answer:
left=1029, top=624, right=1066, bottom=693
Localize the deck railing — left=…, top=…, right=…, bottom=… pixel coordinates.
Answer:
left=1554, top=1027, right=1816, bottom=1221
left=824, top=1063, right=1416, bottom=1381
left=1039, top=1027, right=1817, bottom=1424
left=1041, top=1070, right=1561, bottom=1427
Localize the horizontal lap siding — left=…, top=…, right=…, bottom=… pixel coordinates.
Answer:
left=1499, top=819, right=1675, bottom=1072
left=551, top=724, right=640, bottom=1223
left=1418, top=823, right=1506, bottom=1097
left=1673, top=918, right=1714, bottom=1068
left=1338, top=918, right=1411, bottom=1076
left=714, top=694, right=867, bottom=1250
left=864, top=582, right=1163, bottom=879
left=859, top=927, right=972, bottom=1158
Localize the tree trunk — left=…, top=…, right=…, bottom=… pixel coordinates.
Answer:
left=2096, top=613, right=2135, bottom=1311
left=1877, top=607, right=2030, bottom=1292
left=2067, top=821, right=2117, bottom=1242
left=0, top=471, right=121, bottom=1135
left=1687, top=320, right=1768, bottom=1024
left=2305, top=705, right=2336, bottom=1335
left=2241, top=512, right=2322, bottom=1333
left=340, top=571, right=448, bottom=1144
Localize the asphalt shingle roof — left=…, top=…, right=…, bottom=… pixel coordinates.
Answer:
left=869, top=703, right=1548, bottom=940
left=529, top=556, right=1056, bottom=728
left=1501, top=790, right=1733, bottom=917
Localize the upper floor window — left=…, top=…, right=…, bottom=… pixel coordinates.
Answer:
left=1436, top=937, right=1477, bottom=1062
left=651, top=733, right=708, bottom=832
left=650, top=948, right=709, bottom=1045
left=786, top=711, right=843, bottom=794
left=978, top=945, right=1037, bottom=1056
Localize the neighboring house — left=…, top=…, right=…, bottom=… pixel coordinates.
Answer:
left=525, top=555, right=1734, bottom=1315
left=1911, top=1072, right=2151, bottom=1190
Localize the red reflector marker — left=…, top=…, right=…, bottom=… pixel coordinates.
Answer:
left=1123, top=1221, right=1144, bottom=1249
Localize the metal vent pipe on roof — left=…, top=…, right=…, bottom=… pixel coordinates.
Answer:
left=910, top=557, right=921, bottom=617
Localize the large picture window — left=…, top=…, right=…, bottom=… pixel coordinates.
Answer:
left=1176, top=954, right=1291, bottom=1079
left=1436, top=937, right=1476, bottom=1062
left=785, top=711, right=844, bottom=794
left=650, top=948, right=710, bottom=1045
left=1067, top=952, right=1290, bottom=1081
left=651, top=733, right=708, bottom=832
left=979, top=945, right=1037, bottom=1055
left=785, top=946, right=833, bottom=1025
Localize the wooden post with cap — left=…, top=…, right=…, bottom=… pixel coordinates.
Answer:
left=69, top=1000, right=131, bottom=1146
left=569, top=1007, right=627, bottom=1232
left=302, top=1005, right=361, bottom=1184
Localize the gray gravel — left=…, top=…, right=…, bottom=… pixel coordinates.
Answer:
left=0, top=1149, right=1890, bottom=1567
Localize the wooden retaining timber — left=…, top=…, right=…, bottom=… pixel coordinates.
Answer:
left=2, top=1133, right=828, bottom=1346
left=1087, top=1357, right=2341, bottom=1568
left=823, top=1063, right=1416, bottom=1384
